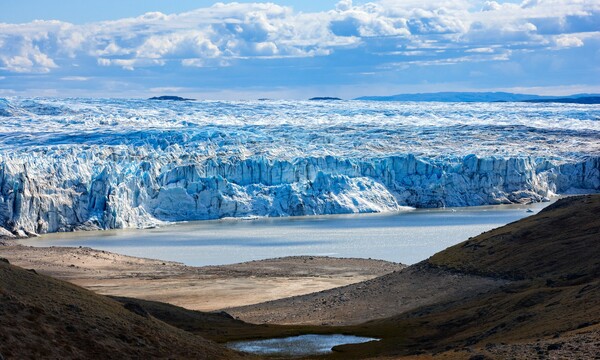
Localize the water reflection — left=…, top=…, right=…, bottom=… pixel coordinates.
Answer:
left=227, top=334, right=379, bottom=356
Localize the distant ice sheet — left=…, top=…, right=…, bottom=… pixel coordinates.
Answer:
left=0, top=98, right=598, bottom=234
left=1, top=98, right=599, bottom=159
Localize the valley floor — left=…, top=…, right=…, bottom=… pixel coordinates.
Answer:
left=0, top=243, right=404, bottom=312
left=2, top=195, right=599, bottom=359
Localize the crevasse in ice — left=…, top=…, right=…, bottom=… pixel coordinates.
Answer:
left=0, top=98, right=598, bottom=234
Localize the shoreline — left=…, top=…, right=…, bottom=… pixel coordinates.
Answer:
left=14, top=199, right=554, bottom=269
left=12, top=197, right=558, bottom=240
left=0, top=200, right=553, bottom=319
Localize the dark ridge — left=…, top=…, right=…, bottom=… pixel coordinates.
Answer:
left=356, top=92, right=548, bottom=102
left=522, top=96, right=600, bottom=104
left=109, top=296, right=335, bottom=343
left=355, top=91, right=600, bottom=103
left=148, top=96, right=195, bottom=101
left=123, top=301, right=150, bottom=318
left=309, top=97, right=343, bottom=101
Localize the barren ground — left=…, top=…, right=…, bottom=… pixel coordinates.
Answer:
left=0, top=243, right=404, bottom=312
left=227, top=263, right=507, bottom=325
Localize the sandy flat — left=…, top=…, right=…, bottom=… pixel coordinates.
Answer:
left=0, top=244, right=404, bottom=311
left=228, top=263, right=508, bottom=325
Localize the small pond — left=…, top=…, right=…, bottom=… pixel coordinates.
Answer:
left=226, top=334, right=379, bottom=356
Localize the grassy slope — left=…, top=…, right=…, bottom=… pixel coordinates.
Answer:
left=331, top=195, right=600, bottom=358
left=109, top=296, right=346, bottom=343
left=428, top=195, right=600, bottom=282
left=0, top=262, right=245, bottom=360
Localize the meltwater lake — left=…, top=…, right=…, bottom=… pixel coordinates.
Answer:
left=22, top=201, right=551, bottom=266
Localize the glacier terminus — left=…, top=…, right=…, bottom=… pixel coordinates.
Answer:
left=0, top=98, right=599, bottom=236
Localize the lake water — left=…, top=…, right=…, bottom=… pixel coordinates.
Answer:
left=21, top=201, right=550, bottom=266
left=226, top=334, right=379, bottom=356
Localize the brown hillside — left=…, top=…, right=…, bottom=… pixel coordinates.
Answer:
left=228, top=196, right=600, bottom=359
left=109, top=296, right=338, bottom=343
left=0, top=261, right=243, bottom=360
left=428, top=194, right=600, bottom=281
left=333, top=195, right=600, bottom=358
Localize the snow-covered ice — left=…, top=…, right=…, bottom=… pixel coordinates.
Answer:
left=0, top=97, right=598, bottom=234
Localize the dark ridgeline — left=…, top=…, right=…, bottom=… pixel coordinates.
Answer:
left=309, top=97, right=343, bottom=101
left=522, top=96, right=600, bottom=104
left=148, top=96, right=195, bottom=101
left=355, top=91, right=600, bottom=103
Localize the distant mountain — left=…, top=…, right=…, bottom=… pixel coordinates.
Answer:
left=309, top=97, right=343, bottom=101
left=148, top=96, right=195, bottom=101
left=355, top=92, right=600, bottom=103
left=522, top=96, right=600, bottom=104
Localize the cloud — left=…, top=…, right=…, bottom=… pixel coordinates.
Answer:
left=135, top=31, right=221, bottom=59
left=0, top=0, right=598, bottom=74
left=386, top=50, right=512, bottom=68
left=0, top=35, right=58, bottom=73
left=0, top=0, right=598, bottom=98
left=97, top=58, right=165, bottom=70
left=554, top=35, right=584, bottom=48
left=465, top=47, right=495, bottom=53
left=60, top=76, right=89, bottom=81
left=149, top=86, right=187, bottom=93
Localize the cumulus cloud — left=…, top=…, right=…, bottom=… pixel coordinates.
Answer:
left=554, top=35, right=584, bottom=48
left=0, top=26, right=59, bottom=72
left=135, top=31, right=221, bottom=59
left=0, top=0, right=598, bottom=75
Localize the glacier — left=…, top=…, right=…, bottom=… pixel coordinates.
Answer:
left=0, top=97, right=599, bottom=235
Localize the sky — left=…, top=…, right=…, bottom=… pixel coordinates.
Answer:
left=0, top=0, right=599, bottom=99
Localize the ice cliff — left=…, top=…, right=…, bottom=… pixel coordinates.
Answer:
left=0, top=98, right=599, bottom=235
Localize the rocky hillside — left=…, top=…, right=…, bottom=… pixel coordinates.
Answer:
left=229, top=195, right=600, bottom=359
left=2, top=195, right=598, bottom=359
left=428, top=194, right=600, bottom=281
left=0, top=260, right=243, bottom=359
left=343, top=195, right=600, bottom=358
